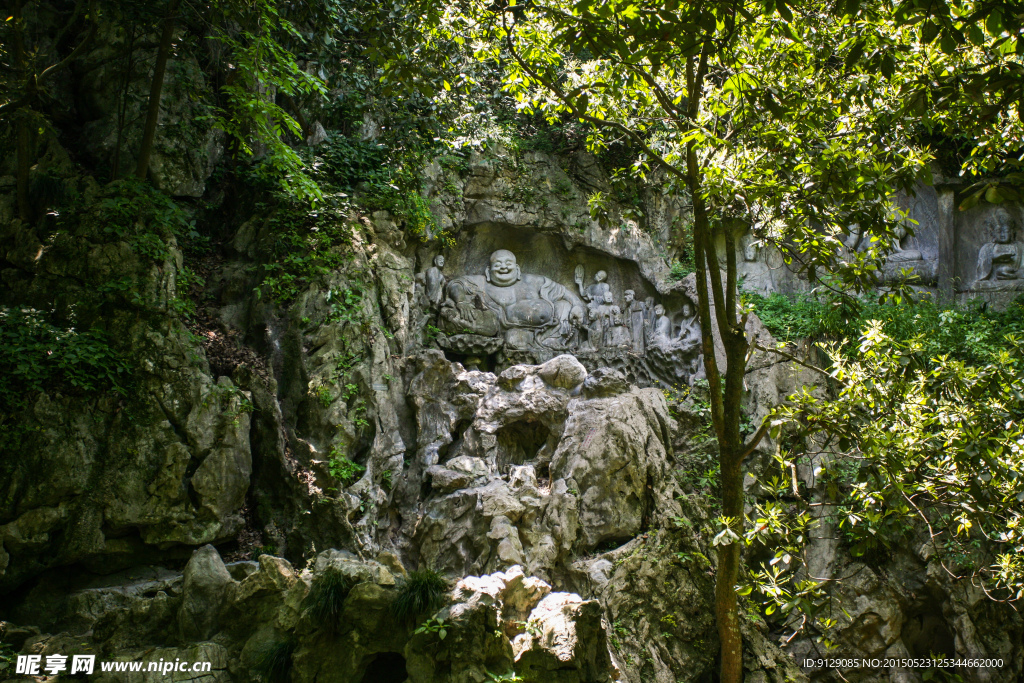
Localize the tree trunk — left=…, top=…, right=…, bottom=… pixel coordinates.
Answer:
left=13, top=0, right=31, bottom=222
left=113, top=23, right=138, bottom=179
left=16, top=117, right=31, bottom=223
left=685, top=49, right=748, bottom=683
left=136, top=0, right=180, bottom=180
left=716, top=449, right=745, bottom=683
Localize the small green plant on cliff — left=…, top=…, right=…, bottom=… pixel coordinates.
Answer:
left=413, top=616, right=448, bottom=640
left=251, top=638, right=295, bottom=683
left=486, top=671, right=524, bottom=682
left=0, top=642, right=16, bottom=677
left=84, top=178, right=193, bottom=263
left=328, top=447, right=365, bottom=487
left=390, top=569, right=449, bottom=621
left=302, top=567, right=354, bottom=633
left=0, top=307, right=131, bottom=443
left=249, top=186, right=360, bottom=305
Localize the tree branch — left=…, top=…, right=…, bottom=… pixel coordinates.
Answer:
left=752, top=342, right=834, bottom=380
left=38, top=0, right=99, bottom=84
left=738, top=420, right=770, bottom=461
left=499, top=10, right=692, bottom=187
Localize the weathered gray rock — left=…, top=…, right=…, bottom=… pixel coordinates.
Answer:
left=787, top=545, right=1024, bottom=683
left=178, top=545, right=234, bottom=641
left=408, top=354, right=678, bottom=584
left=514, top=592, right=615, bottom=683
left=550, top=386, right=675, bottom=552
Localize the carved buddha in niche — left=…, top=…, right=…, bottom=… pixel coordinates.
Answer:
left=974, top=208, right=1024, bottom=289
left=443, top=249, right=585, bottom=348
left=888, top=224, right=923, bottom=262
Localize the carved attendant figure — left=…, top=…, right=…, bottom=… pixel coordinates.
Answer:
left=624, top=290, right=646, bottom=354
left=675, top=301, right=701, bottom=353
left=607, top=305, right=632, bottom=349
left=585, top=290, right=617, bottom=350
left=575, top=265, right=611, bottom=302
left=974, top=208, right=1024, bottom=288
left=424, top=254, right=447, bottom=305
left=651, top=304, right=673, bottom=347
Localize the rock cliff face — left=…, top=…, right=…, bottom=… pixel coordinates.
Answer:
left=2, top=76, right=1022, bottom=682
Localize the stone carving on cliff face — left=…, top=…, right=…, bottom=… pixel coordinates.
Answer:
left=574, top=265, right=611, bottom=303
left=675, top=302, right=701, bottom=352
left=424, top=254, right=447, bottom=306
left=842, top=220, right=938, bottom=285
left=624, top=290, right=647, bottom=355
left=972, top=208, right=1024, bottom=291
left=428, top=248, right=705, bottom=384
left=888, top=224, right=923, bottom=262
left=650, top=304, right=673, bottom=348
left=441, top=250, right=585, bottom=350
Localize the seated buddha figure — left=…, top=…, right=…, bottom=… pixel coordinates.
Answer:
left=974, top=208, right=1024, bottom=289
left=443, top=250, right=585, bottom=349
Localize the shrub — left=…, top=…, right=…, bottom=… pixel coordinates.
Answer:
left=302, top=567, right=354, bottom=632
left=744, top=291, right=1024, bottom=366
left=251, top=638, right=295, bottom=683
left=328, top=448, right=366, bottom=487
left=390, top=569, right=449, bottom=621
left=0, top=307, right=130, bottom=417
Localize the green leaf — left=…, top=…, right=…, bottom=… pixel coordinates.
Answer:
left=777, top=0, right=793, bottom=23
left=845, top=40, right=865, bottom=68
left=921, top=21, right=939, bottom=45
left=968, top=23, right=985, bottom=46
left=940, top=31, right=956, bottom=54
left=987, top=8, right=1003, bottom=36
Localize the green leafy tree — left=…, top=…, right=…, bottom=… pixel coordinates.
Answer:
left=751, top=319, right=1024, bottom=653
left=887, top=0, right=1024, bottom=201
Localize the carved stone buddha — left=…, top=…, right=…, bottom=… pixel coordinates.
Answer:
left=442, top=250, right=585, bottom=349
left=973, top=208, right=1024, bottom=290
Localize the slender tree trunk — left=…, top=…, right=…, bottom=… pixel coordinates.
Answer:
left=136, top=0, right=180, bottom=180
left=685, top=51, right=748, bottom=683
left=113, top=23, right=138, bottom=179
left=13, top=1, right=31, bottom=222
left=16, top=117, right=32, bottom=223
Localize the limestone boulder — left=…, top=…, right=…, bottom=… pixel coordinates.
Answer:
left=177, top=545, right=234, bottom=641
left=549, top=386, right=676, bottom=552
left=513, top=592, right=615, bottom=683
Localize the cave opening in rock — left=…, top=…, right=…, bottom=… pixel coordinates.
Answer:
left=901, top=605, right=955, bottom=659
left=495, top=419, right=551, bottom=472
left=438, top=418, right=474, bottom=464
left=357, top=652, right=408, bottom=683
left=441, top=349, right=497, bottom=373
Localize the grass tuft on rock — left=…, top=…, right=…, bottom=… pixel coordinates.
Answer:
left=390, top=568, right=449, bottom=621
left=302, top=566, right=354, bottom=632
left=252, top=638, right=295, bottom=683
